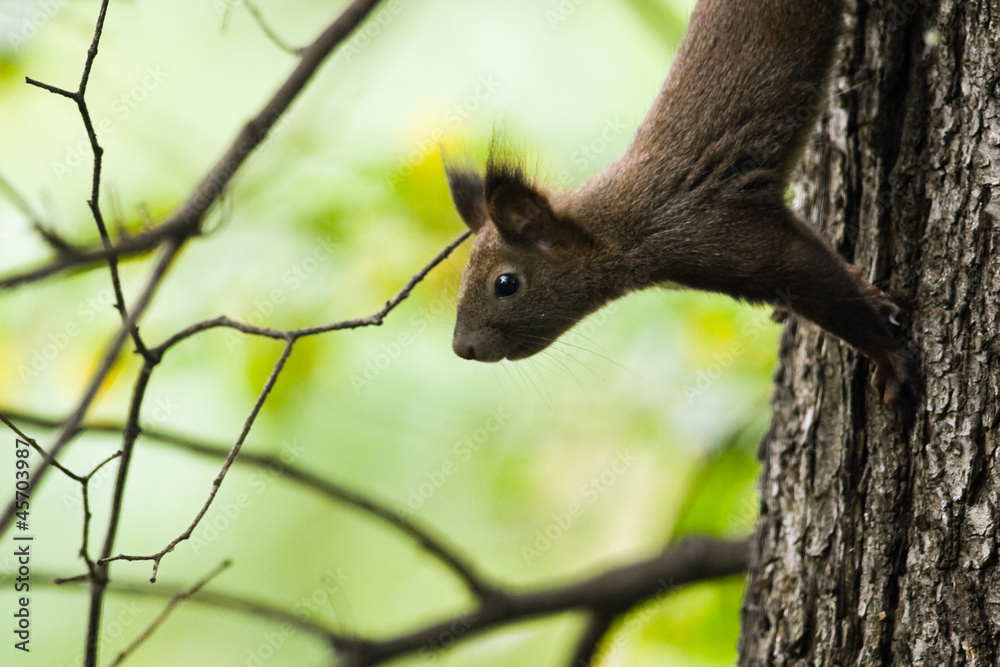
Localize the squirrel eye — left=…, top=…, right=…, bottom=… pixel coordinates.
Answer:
left=494, top=273, right=520, bottom=298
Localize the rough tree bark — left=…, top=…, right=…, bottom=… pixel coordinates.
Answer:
left=740, top=0, right=1000, bottom=665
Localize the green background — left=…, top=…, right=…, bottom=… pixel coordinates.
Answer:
left=0, top=0, right=779, bottom=665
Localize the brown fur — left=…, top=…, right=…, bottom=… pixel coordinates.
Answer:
left=444, top=0, right=916, bottom=419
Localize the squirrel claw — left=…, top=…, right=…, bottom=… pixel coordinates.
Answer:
left=871, top=350, right=918, bottom=427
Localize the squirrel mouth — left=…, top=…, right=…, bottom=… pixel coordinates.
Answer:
left=503, top=336, right=552, bottom=361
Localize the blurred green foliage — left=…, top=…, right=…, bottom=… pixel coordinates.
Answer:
left=0, top=0, right=777, bottom=665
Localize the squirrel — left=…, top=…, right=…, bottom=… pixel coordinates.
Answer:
left=443, top=0, right=916, bottom=419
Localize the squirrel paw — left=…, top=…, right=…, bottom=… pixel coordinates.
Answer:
left=846, top=264, right=902, bottom=328
left=842, top=264, right=917, bottom=422
left=871, top=349, right=918, bottom=426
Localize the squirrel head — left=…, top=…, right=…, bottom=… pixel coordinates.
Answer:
left=445, top=147, right=598, bottom=362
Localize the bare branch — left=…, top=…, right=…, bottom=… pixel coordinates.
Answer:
left=0, top=414, right=84, bottom=482
left=83, top=354, right=158, bottom=667
left=24, top=77, right=75, bottom=98
left=0, top=170, right=78, bottom=253
left=0, top=230, right=170, bottom=289
left=78, top=451, right=123, bottom=578
left=94, top=223, right=465, bottom=582
left=0, top=0, right=387, bottom=292
left=0, top=0, right=390, bottom=540
left=107, top=560, right=233, bottom=667
left=40, top=569, right=350, bottom=646
left=39, top=536, right=747, bottom=666
left=291, top=231, right=472, bottom=338
left=339, top=536, right=749, bottom=666
left=154, top=230, right=471, bottom=352
left=245, top=0, right=301, bottom=56
left=100, top=341, right=297, bottom=582
left=24, top=0, right=149, bottom=359
left=568, top=612, right=619, bottom=667
left=1, top=408, right=498, bottom=601
left=0, top=238, right=180, bottom=538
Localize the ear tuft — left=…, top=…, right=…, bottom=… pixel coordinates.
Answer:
left=444, top=164, right=488, bottom=232
left=484, top=132, right=530, bottom=203
left=485, top=134, right=550, bottom=243
left=484, top=133, right=592, bottom=253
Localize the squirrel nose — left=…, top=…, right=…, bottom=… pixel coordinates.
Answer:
left=453, top=339, right=476, bottom=360
left=453, top=322, right=477, bottom=360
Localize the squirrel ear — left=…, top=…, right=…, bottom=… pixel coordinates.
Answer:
left=484, top=144, right=591, bottom=253
left=486, top=178, right=591, bottom=254
left=445, top=166, right=488, bottom=233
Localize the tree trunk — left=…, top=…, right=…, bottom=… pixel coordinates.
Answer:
left=739, top=0, right=1000, bottom=665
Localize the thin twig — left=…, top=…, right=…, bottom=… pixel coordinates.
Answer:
left=78, top=451, right=123, bottom=578
left=37, top=536, right=748, bottom=666
left=292, top=231, right=472, bottom=338
left=0, top=0, right=390, bottom=538
left=40, top=569, right=351, bottom=646
left=0, top=414, right=84, bottom=481
left=0, top=239, right=180, bottom=537
left=23, top=77, right=74, bottom=98
left=107, top=560, right=233, bottom=667
left=0, top=170, right=79, bottom=253
left=0, top=408, right=497, bottom=600
left=245, top=0, right=301, bottom=55
left=0, top=0, right=387, bottom=293
left=25, top=0, right=149, bottom=360
left=154, top=230, right=471, bottom=352
left=81, top=355, right=157, bottom=667
left=100, top=341, right=297, bottom=581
